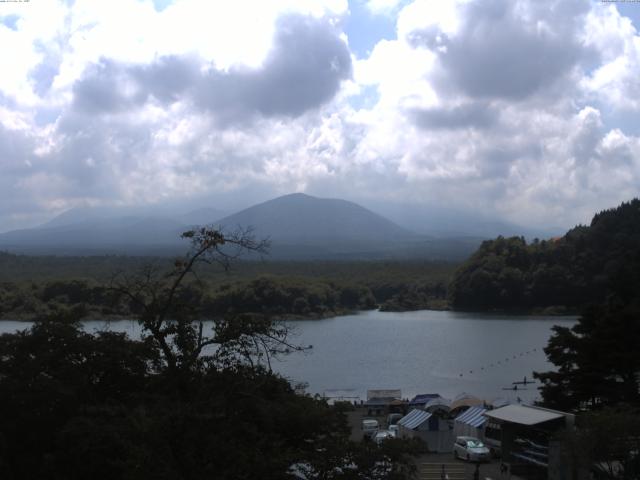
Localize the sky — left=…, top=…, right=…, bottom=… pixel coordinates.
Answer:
left=0, top=0, right=639, bottom=233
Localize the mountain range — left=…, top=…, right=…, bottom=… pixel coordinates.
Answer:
left=0, top=193, right=543, bottom=260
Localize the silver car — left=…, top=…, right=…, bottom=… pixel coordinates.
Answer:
left=453, top=436, right=491, bottom=462
left=374, top=430, right=395, bottom=444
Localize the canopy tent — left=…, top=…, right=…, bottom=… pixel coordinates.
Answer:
left=408, top=393, right=441, bottom=409
left=397, top=409, right=453, bottom=453
left=453, top=406, right=487, bottom=439
left=398, top=409, right=432, bottom=430
left=424, top=397, right=451, bottom=414
left=450, top=393, right=483, bottom=413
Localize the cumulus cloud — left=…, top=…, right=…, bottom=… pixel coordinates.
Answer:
left=405, top=0, right=592, bottom=100
left=1, top=0, right=640, bottom=235
left=409, top=102, right=498, bottom=130
left=71, top=15, right=351, bottom=122
left=194, top=15, right=352, bottom=120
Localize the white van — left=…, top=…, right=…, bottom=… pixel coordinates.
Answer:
left=362, top=419, right=379, bottom=438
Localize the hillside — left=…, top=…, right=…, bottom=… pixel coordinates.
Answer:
left=0, top=217, right=189, bottom=253
left=214, top=193, right=417, bottom=246
left=448, top=199, right=640, bottom=311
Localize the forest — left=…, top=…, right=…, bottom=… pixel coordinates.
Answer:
left=0, top=254, right=453, bottom=320
left=448, top=199, right=640, bottom=312
left=531, top=262, right=640, bottom=477
left=521, top=201, right=640, bottom=476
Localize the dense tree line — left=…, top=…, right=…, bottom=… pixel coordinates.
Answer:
left=448, top=199, right=640, bottom=311
left=0, top=261, right=456, bottom=320
left=202, top=276, right=376, bottom=317
left=378, top=281, right=447, bottom=312
left=0, top=228, right=422, bottom=479
left=0, top=276, right=377, bottom=321
left=0, top=252, right=455, bottom=286
left=531, top=201, right=640, bottom=478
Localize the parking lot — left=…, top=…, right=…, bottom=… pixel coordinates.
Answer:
left=346, top=409, right=511, bottom=480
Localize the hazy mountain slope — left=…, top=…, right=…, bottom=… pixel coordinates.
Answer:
left=40, top=205, right=226, bottom=230
left=215, top=193, right=417, bottom=246
left=179, top=207, right=226, bottom=226
left=0, top=193, right=482, bottom=259
left=0, top=204, right=227, bottom=255
left=366, top=201, right=562, bottom=239
left=0, top=216, right=186, bottom=248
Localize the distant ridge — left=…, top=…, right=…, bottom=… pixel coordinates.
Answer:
left=0, top=193, right=483, bottom=259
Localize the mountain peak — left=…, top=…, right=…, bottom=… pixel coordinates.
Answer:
left=216, top=193, right=416, bottom=247
left=279, top=192, right=313, bottom=199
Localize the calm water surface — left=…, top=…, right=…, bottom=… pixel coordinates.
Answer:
left=1, top=310, right=576, bottom=404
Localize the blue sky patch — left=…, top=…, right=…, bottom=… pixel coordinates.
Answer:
left=615, top=3, right=640, bottom=31
left=152, top=0, right=173, bottom=12
left=348, top=84, right=380, bottom=110
left=345, top=0, right=397, bottom=59
left=1, top=14, right=21, bottom=31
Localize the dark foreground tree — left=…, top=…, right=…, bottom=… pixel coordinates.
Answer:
left=0, top=227, right=420, bottom=479
left=534, top=302, right=640, bottom=411
left=0, top=313, right=159, bottom=479
left=559, top=408, right=640, bottom=480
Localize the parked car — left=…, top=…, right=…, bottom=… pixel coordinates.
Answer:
left=374, top=430, right=394, bottom=444
left=388, top=424, right=399, bottom=437
left=453, top=436, right=491, bottom=462
left=387, top=413, right=403, bottom=426
left=362, top=419, right=379, bottom=438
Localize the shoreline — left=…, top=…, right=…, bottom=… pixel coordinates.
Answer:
left=0, top=305, right=579, bottom=322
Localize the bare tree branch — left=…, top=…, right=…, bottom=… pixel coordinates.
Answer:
left=106, top=225, right=307, bottom=379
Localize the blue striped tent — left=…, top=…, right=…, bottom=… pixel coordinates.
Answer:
left=397, top=409, right=432, bottom=430
left=453, top=406, right=487, bottom=438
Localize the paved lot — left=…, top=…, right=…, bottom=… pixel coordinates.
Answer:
left=414, top=453, right=506, bottom=480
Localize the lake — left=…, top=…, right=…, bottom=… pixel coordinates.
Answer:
left=1, top=309, right=576, bottom=404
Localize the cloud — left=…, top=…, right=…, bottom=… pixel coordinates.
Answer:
left=194, top=15, right=352, bottom=121
left=1, top=0, right=640, bottom=236
left=72, top=59, right=147, bottom=114
left=70, top=15, right=352, bottom=122
left=407, top=0, right=592, bottom=100
left=409, top=102, right=498, bottom=130
left=347, top=0, right=640, bottom=226
left=580, top=4, right=640, bottom=111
